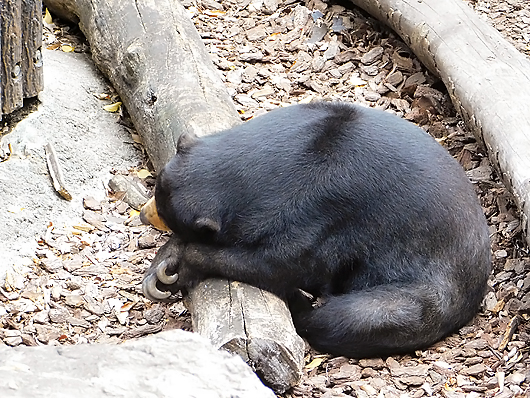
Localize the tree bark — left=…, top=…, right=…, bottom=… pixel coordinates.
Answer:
left=46, top=0, right=239, bottom=171
left=44, top=0, right=304, bottom=392
left=348, top=0, right=530, bottom=246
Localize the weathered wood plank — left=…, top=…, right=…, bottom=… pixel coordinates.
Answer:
left=21, top=0, right=44, bottom=98
left=189, top=280, right=304, bottom=393
left=1, top=0, right=24, bottom=115
left=348, top=0, right=530, bottom=246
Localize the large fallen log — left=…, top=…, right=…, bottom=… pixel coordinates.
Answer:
left=348, top=0, right=530, bottom=246
left=44, top=0, right=304, bottom=392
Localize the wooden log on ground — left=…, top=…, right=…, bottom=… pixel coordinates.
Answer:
left=348, top=0, right=530, bottom=246
left=45, top=0, right=238, bottom=171
left=44, top=0, right=304, bottom=391
left=188, top=280, right=305, bottom=393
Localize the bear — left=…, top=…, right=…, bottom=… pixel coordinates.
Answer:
left=140, top=101, right=491, bottom=358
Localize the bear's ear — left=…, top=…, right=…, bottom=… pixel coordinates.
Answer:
left=195, top=217, right=221, bottom=234
left=177, top=132, right=198, bottom=153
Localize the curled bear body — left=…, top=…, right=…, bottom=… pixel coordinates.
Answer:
left=141, top=102, right=491, bottom=358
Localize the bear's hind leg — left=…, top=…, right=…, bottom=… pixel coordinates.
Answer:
left=293, top=282, right=472, bottom=358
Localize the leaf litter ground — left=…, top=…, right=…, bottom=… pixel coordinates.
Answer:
left=1, top=1, right=530, bottom=397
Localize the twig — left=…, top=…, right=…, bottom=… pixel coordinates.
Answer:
left=498, top=315, right=519, bottom=352
left=45, top=142, right=72, bottom=201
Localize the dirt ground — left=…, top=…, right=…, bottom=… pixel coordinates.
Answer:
left=1, top=1, right=530, bottom=397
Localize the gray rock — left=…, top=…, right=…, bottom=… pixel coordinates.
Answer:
left=0, top=329, right=275, bottom=398
left=0, top=49, right=142, bottom=277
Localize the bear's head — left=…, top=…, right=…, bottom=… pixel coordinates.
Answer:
left=140, top=131, right=222, bottom=243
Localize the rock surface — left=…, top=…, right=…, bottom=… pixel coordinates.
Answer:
left=0, top=49, right=142, bottom=276
left=0, top=329, right=275, bottom=398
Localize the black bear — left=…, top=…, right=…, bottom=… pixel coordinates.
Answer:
left=140, top=102, right=491, bottom=358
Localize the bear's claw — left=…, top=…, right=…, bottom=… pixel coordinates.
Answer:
left=142, top=273, right=171, bottom=301
left=156, top=260, right=179, bottom=284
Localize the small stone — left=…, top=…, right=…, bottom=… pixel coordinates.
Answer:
left=461, top=363, right=487, bottom=376
left=116, top=201, right=129, bottom=214
left=246, top=25, right=268, bottom=41
left=239, top=51, right=264, bottom=62
left=271, top=75, right=291, bottom=92
left=361, top=367, right=378, bottom=378
left=386, top=70, right=403, bottom=86
left=40, top=257, right=63, bottom=273
left=49, top=308, right=70, bottom=323
left=21, top=333, right=38, bottom=346
left=251, top=86, right=275, bottom=98
left=108, top=175, right=149, bottom=210
left=69, top=316, right=91, bottom=328
left=506, top=372, right=526, bottom=385
left=360, top=64, right=379, bottom=76
left=359, top=358, right=386, bottom=369
left=83, top=210, right=108, bottom=232
left=35, top=324, right=61, bottom=343
left=331, top=364, right=361, bottom=382
left=8, top=298, right=38, bottom=313
left=33, top=310, right=49, bottom=324
left=312, top=55, right=325, bottom=72
left=364, top=91, right=381, bottom=102
left=234, top=94, right=259, bottom=108
left=4, top=329, right=22, bottom=338
left=405, top=71, right=426, bottom=86
left=144, top=305, right=165, bottom=324
left=360, top=384, right=377, bottom=395
left=64, top=293, right=84, bottom=307
left=464, top=340, right=488, bottom=350
left=4, top=336, right=23, bottom=347
left=66, top=277, right=83, bottom=290
left=484, top=291, right=498, bottom=311
left=464, top=356, right=483, bottom=366
left=83, top=196, right=102, bottom=211
left=242, top=65, right=258, bottom=83
left=335, top=49, right=360, bottom=64
left=169, top=302, right=187, bottom=318
left=456, top=374, right=472, bottom=387
left=361, top=46, right=384, bottom=65
left=495, top=249, right=508, bottom=258
left=138, top=230, right=159, bottom=249
left=399, top=376, right=425, bottom=386
left=323, top=40, right=340, bottom=60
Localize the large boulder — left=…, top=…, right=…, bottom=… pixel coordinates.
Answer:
left=0, top=329, right=275, bottom=397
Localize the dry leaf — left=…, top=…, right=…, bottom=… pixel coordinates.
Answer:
left=46, top=43, right=61, bottom=51
left=44, top=8, right=53, bottom=24
left=61, top=45, right=74, bottom=53
left=94, top=93, right=111, bottom=100
left=202, top=10, right=226, bottom=17
left=103, top=102, right=122, bottom=112
left=130, top=133, right=143, bottom=144
left=305, top=357, right=324, bottom=370
left=73, top=224, right=94, bottom=233
left=129, top=209, right=140, bottom=218
left=136, top=169, right=152, bottom=179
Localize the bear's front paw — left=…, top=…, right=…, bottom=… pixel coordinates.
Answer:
left=142, top=259, right=182, bottom=302
left=142, top=238, right=184, bottom=302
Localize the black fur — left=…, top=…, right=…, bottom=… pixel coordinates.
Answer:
left=143, top=102, right=491, bottom=358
